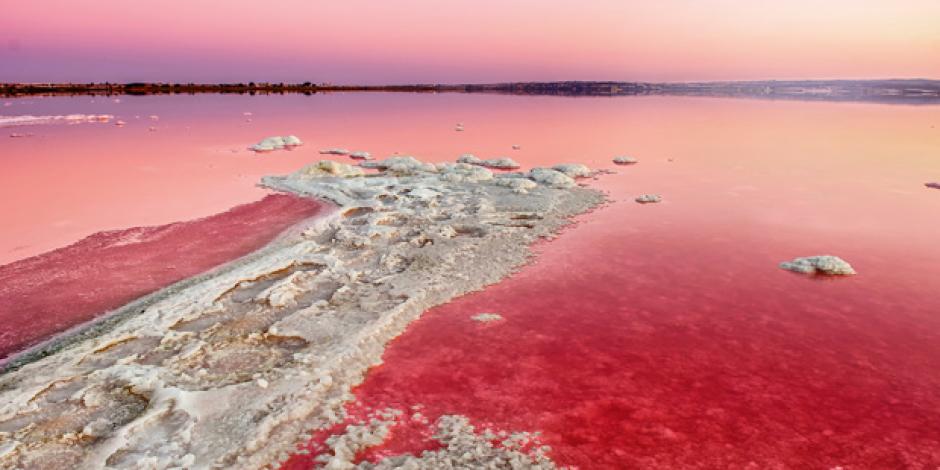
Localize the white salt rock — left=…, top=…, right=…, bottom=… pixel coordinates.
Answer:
left=472, top=313, right=504, bottom=323
left=552, top=163, right=592, bottom=178
left=319, top=148, right=350, bottom=155
left=250, top=135, right=302, bottom=152
left=779, top=255, right=856, bottom=276
left=613, top=156, right=638, bottom=165
left=528, top=168, right=575, bottom=189
left=635, top=194, right=662, bottom=204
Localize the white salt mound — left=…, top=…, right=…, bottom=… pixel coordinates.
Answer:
left=528, top=168, right=576, bottom=189
left=457, top=154, right=520, bottom=170
left=552, top=163, right=592, bottom=178
left=472, top=313, right=504, bottom=323
left=613, top=156, right=638, bottom=165
left=250, top=135, right=303, bottom=152
left=319, top=148, right=350, bottom=155
left=779, top=255, right=856, bottom=276
left=295, top=160, right=365, bottom=178
left=457, top=154, right=483, bottom=165
left=635, top=194, right=662, bottom=204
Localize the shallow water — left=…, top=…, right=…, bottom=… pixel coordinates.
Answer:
left=3, top=93, right=940, bottom=465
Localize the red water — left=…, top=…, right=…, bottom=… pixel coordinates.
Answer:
left=0, top=193, right=325, bottom=362
left=276, top=97, right=940, bottom=468
left=3, top=94, right=940, bottom=466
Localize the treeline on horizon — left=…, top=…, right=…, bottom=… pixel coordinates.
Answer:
left=1, top=80, right=939, bottom=103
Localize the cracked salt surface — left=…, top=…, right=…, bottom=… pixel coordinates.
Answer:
left=0, top=156, right=602, bottom=469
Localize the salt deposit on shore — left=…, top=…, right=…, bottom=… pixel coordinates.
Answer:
left=457, top=154, right=521, bottom=169
left=0, top=156, right=602, bottom=469
left=0, top=114, right=114, bottom=127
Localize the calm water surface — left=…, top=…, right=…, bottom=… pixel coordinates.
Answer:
left=3, top=93, right=940, bottom=466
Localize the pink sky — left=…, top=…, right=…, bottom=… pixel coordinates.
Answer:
left=2, top=0, right=939, bottom=83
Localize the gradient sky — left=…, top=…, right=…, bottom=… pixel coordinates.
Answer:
left=2, top=0, right=939, bottom=84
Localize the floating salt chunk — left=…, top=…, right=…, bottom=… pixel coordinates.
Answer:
left=243, top=111, right=253, bottom=116
left=9, top=133, right=26, bottom=138
left=455, top=124, right=464, bottom=132
left=926, top=182, right=940, bottom=189
left=250, top=135, right=303, bottom=152
left=349, top=151, right=372, bottom=160
left=613, top=156, right=638, bottom=165
left=148, top=126, right=157, bottom=132
left=319, top=148, right=350, bottom=155
left=635, top=194, right=662, bottom=204
left=512, top=145, right=521, bottom=150
left=779, top=255, right=856, bottom=276
left=114, top=120, right=126, bottom=127
left=148, top=115, right=159, bottom=121
left=472, top=313, right=503, bottom=323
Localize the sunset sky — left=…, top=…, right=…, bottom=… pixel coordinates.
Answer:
left=2, top=0, right=939, bottom=84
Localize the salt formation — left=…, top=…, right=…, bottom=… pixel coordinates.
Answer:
left=528, top=168, right=576, bottom=189
left=0, top=156, right=602, bottom=469
left=552, top=163, right=592, bottom=178
left=613, top=156, right=638, bottom=165
left=315, top=412, right=555, bottom=469
left=512, top=145, right=521, bottom=150
left=319, top=148, right=350, bottom=155
left=926, top=182, right=940, bottom=189
left=472, top=313, right=504, bottom=323
left=249, top=135, right=303, bottom=152
left=457, top=154, right=521, bottom=169
left=635, top=194, right=662, bottom=204
left=779, top=255, right=856, bottom=276
left=0, top=114, right=115, bottom=127
left=349, top=151, right=372, bottom=160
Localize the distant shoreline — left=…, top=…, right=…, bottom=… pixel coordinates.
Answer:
left=2, top=79, right=939, bottom=104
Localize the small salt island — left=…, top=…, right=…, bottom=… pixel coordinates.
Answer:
left=779, top=255, right=856, bottom=276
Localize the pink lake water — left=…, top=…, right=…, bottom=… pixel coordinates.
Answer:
left=3, top=93, right=940, bottom=466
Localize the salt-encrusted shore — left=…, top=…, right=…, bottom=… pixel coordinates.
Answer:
left=0, top=157, right=603, bottom=469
